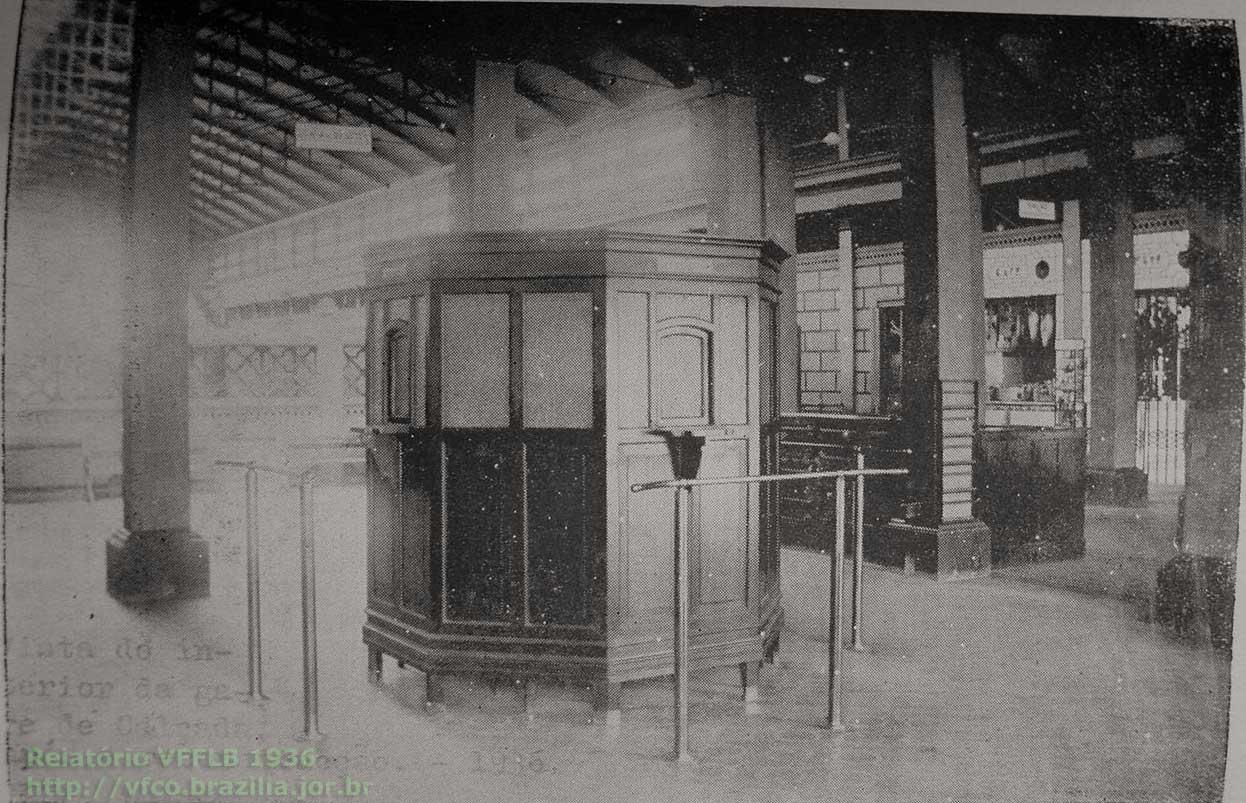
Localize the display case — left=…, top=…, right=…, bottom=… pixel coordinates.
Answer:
left=359, top=230, right=786, bottom=706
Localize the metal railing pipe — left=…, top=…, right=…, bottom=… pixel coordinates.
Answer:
left=246, top=465, right=264, bottom=699
left=673, top=486, right=692, bottom=763
left=778, top=441, right=914, bottom=455
left=828, top=474, right=846, bottom=731
left=298, top=471, right=322, bottom=739
left=216, top=460, right=316, bottom=707
left=631, top=463, right=908, bottom=753
left=631, top=467, right=908, bottom=493
left=852, top=449, right=866, bottom=653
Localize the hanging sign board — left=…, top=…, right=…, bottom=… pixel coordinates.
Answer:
left=984, top=241, right=1063, bottom=298
left=1018, top=198, right=1057, bottom=221
left=295, top=122, right=373, bottom=153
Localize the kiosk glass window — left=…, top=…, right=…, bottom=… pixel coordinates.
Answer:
left=386, top=323, right=411, bottom=422
left=441, top=293, right=510, bottom=428
left=382, top=296, right=428, bottom=425
left=522, top=292, right=594, bottom=429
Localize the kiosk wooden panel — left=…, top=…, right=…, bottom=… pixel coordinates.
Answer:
left=359, top=231, right=786, bottom=706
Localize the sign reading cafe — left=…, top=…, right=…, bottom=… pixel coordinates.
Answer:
left=983, top=241, right=1063, bottom=298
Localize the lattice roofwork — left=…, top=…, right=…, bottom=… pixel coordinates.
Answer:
left=10, top=2, right=1239, bottom=242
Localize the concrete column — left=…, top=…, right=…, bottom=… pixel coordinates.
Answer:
left=1082, top=55, right=1146, bottom=504
left=696, top=93, right=765, bottom=240
left=1057, top=200, right=1087, bottom=427
left=887, top=32, right=990, bottom=578
left=1084, top=136, right=1144, bottom=501
left=1152, top=30, right=1242, bottom=652
left=1061, top=201, right=1083, bottom=340
left=838, top=224, right=862, bottom=414
left=451, top=61, right=521, bottom=231
left=761, top=102, right=800, bottom=415
left=1156, top=198, right=1242, bottom=649
left=835, top=85, right=850, bottom=162
left=106, top=0, right=209, bottom=601
left=694, top=92, right=796, bottom=411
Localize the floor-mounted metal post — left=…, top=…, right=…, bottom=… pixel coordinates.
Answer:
left=299, top=471, right=322, bottom=738
left=245, top=465, right=265, bottom=699
left=852, top=449, right=866, bottom=652
left=827, top=475, right=846, bottom=731
left=82, top=450, right=95, bottom=504
left=673, top=485, right=692, bottom=763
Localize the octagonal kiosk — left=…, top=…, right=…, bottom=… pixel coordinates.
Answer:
left=360, top=230, right=786, bottom=715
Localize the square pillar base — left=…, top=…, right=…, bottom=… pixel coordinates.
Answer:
left=106, top=529, right=210, bottom=603
left=870, top=519, right=991, bottom=580
left=1155, top=553, right=1235, bottom=651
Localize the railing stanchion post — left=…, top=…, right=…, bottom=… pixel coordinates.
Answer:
left=852, top=449, right=866, bottom=652
left=828, top=475, right=846, bottom=731
left=245, top=464, right=265, bottom=700
left=627, top=463, right=912, bottom=746
left=299, top=471, right=322, bottom=738
left=673, top=484, right=692, bottom=763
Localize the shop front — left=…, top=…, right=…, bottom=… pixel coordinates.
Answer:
left=982, top=233, right=1085, bottom=428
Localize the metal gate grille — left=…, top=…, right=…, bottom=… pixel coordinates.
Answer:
left=1136, top=399, right=1186, bottom=486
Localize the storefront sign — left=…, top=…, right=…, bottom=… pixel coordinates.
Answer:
left=1134, top=229, right=1190, bottom=289
left=984, top=241, right=1063, bottom=298
left=295, top=122, right=373, bottom=153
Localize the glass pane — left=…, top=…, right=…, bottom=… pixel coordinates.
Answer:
left=523, top=293, right=593, bottom=429
left=387, top=325, right=410, bottom=421
left=441, top=294, right=510, bottom=428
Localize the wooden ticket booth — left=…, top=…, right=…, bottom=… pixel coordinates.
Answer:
left=359, top=230, right=786, bottom=710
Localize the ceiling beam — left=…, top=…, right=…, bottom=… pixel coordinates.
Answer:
left=191, top=194, right=249, bottom=234
left=193, top=169, right=284, bottom=225
left=80, top=82, right=353, bottom=208
left=194, top=74, right=394, bottom=187
left=85, top=75, right=369, bottom=203
left=228, top=4, right=468, bottom=108
left=194, top=69, right=405, bottom=182
left=189, top=185, right=255, bottom=232
left=532, top=56, right=621, bottom=109
left=190, top=179, right=270, bottom=229
left=202, top=13, right=459, bottom=136
left=191, top=126, right=331, bottom=209
left=190, top=152, right=299, bottom=221
left=192, top=104, right=360, bottom=199
left=196, top=34, right=454, bottom=163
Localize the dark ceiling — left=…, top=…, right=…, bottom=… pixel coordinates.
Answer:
left=10, top=0, right=1240, bottom=239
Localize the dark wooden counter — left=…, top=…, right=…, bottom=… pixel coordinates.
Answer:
left=974, top=426, right=1087, bottom=565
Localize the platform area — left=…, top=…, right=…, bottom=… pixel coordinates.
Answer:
left=4, top=483, right=1230, bottom=803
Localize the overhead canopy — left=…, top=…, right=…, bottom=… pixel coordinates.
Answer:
left=10, top=0, right=1239, bottom=239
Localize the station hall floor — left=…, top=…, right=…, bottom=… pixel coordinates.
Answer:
left=4, top=483, right=1231, bottom=803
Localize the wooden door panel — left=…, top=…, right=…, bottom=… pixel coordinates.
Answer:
left=618, top=444, right=675, bottom=621
left=443, top=438, right=517, bottom=622
left=693, top=439, right=749, bottom=608
left=527, top=442, right=595, bottom=626
left=399, top=438, right=434, bottom=616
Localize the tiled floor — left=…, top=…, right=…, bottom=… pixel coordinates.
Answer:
left=4, top=484, right=1230, bottom=803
